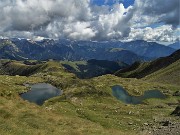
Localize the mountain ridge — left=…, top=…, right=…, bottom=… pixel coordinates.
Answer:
left=168, top=42, right=180, bottom=50
left=0, top=38, right=176, bottom=65
left=115, top=49, right=180, bottom=81
left=120, top=40, right=176, bottom=59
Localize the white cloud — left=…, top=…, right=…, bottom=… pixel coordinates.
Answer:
left=0, top=0, right=92, bottom=31
left=92, top=3, right=134, bottom=40
left=64, top=22, right=96, bottom=40
left=127, top=25, right=180, bottom=42
left=132, top=0, right=180, bottom=27
left=0, top=0, right=179, bottom=42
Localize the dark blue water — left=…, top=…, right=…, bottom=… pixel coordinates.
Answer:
left=20, top=83, right=62, bottom=105
left=112, top=85, right=166, bottom=104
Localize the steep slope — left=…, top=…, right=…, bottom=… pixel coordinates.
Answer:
left=115, top=49, right=180, bottom=79
left=0, top=39, right=26, bottom=60
left=143, top=59, right=180, bottom=86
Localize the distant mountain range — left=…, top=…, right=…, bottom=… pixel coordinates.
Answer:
left=0, top=38, right=177, bottom=64
left=120, top=40, right=176, bottom=59
left=168, top=42, right=180, bottom=50
left=0, top=49, right=179, bottom=84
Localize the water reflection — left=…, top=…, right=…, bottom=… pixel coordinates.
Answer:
left=112, top=85, right=166, bottom=104
left=20, top=83, right=62, bottom=105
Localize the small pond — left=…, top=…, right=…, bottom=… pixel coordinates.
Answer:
left=112, top=85, right=166, bottom=104
left=20, top=83, right=62, bottom=105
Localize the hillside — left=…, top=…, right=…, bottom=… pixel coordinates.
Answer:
left=143, top=59, right=180, bottom=86
left=0, top=59, right=128, bottom=79
left=0, top=60, right=45, bottom=76
left=61, top=59, right=128, bottom=79
left=115, top=50, right=180, bottom=82
left=0, top=59, right=180, bottom=135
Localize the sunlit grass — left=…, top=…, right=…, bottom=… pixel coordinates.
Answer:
left=0, top=60, right=179, bottom=134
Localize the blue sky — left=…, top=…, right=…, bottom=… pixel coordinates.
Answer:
left=91, top=0, right=135, bottom=8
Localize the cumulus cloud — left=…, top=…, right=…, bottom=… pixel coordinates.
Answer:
left=127, top=25, right=180, bottom=42
left=0, top=0, right=179, bottom=42
left=92, top=4, right=134, bottom=40
left=0, top=0, right=92, bottom=31
left=132, top=0, right=180, bottom=27
left=0, top=0, right=133, bottom=40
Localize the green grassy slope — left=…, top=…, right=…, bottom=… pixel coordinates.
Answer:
left=115, top=50, right=180, bottom=79
left=0, top=60, right=179, bottom=134
left=61, top=59, right=128, bottom=79
left=143, top=59, right=180, bottom=86
left=0, top=59, right=127, bottom=79
left=1, top=76, right=125, bottom=135
left=0, top=61, right=44, bottom=76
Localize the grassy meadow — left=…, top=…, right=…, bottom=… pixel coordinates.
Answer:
left=0, top=61, right=179, bottom=135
